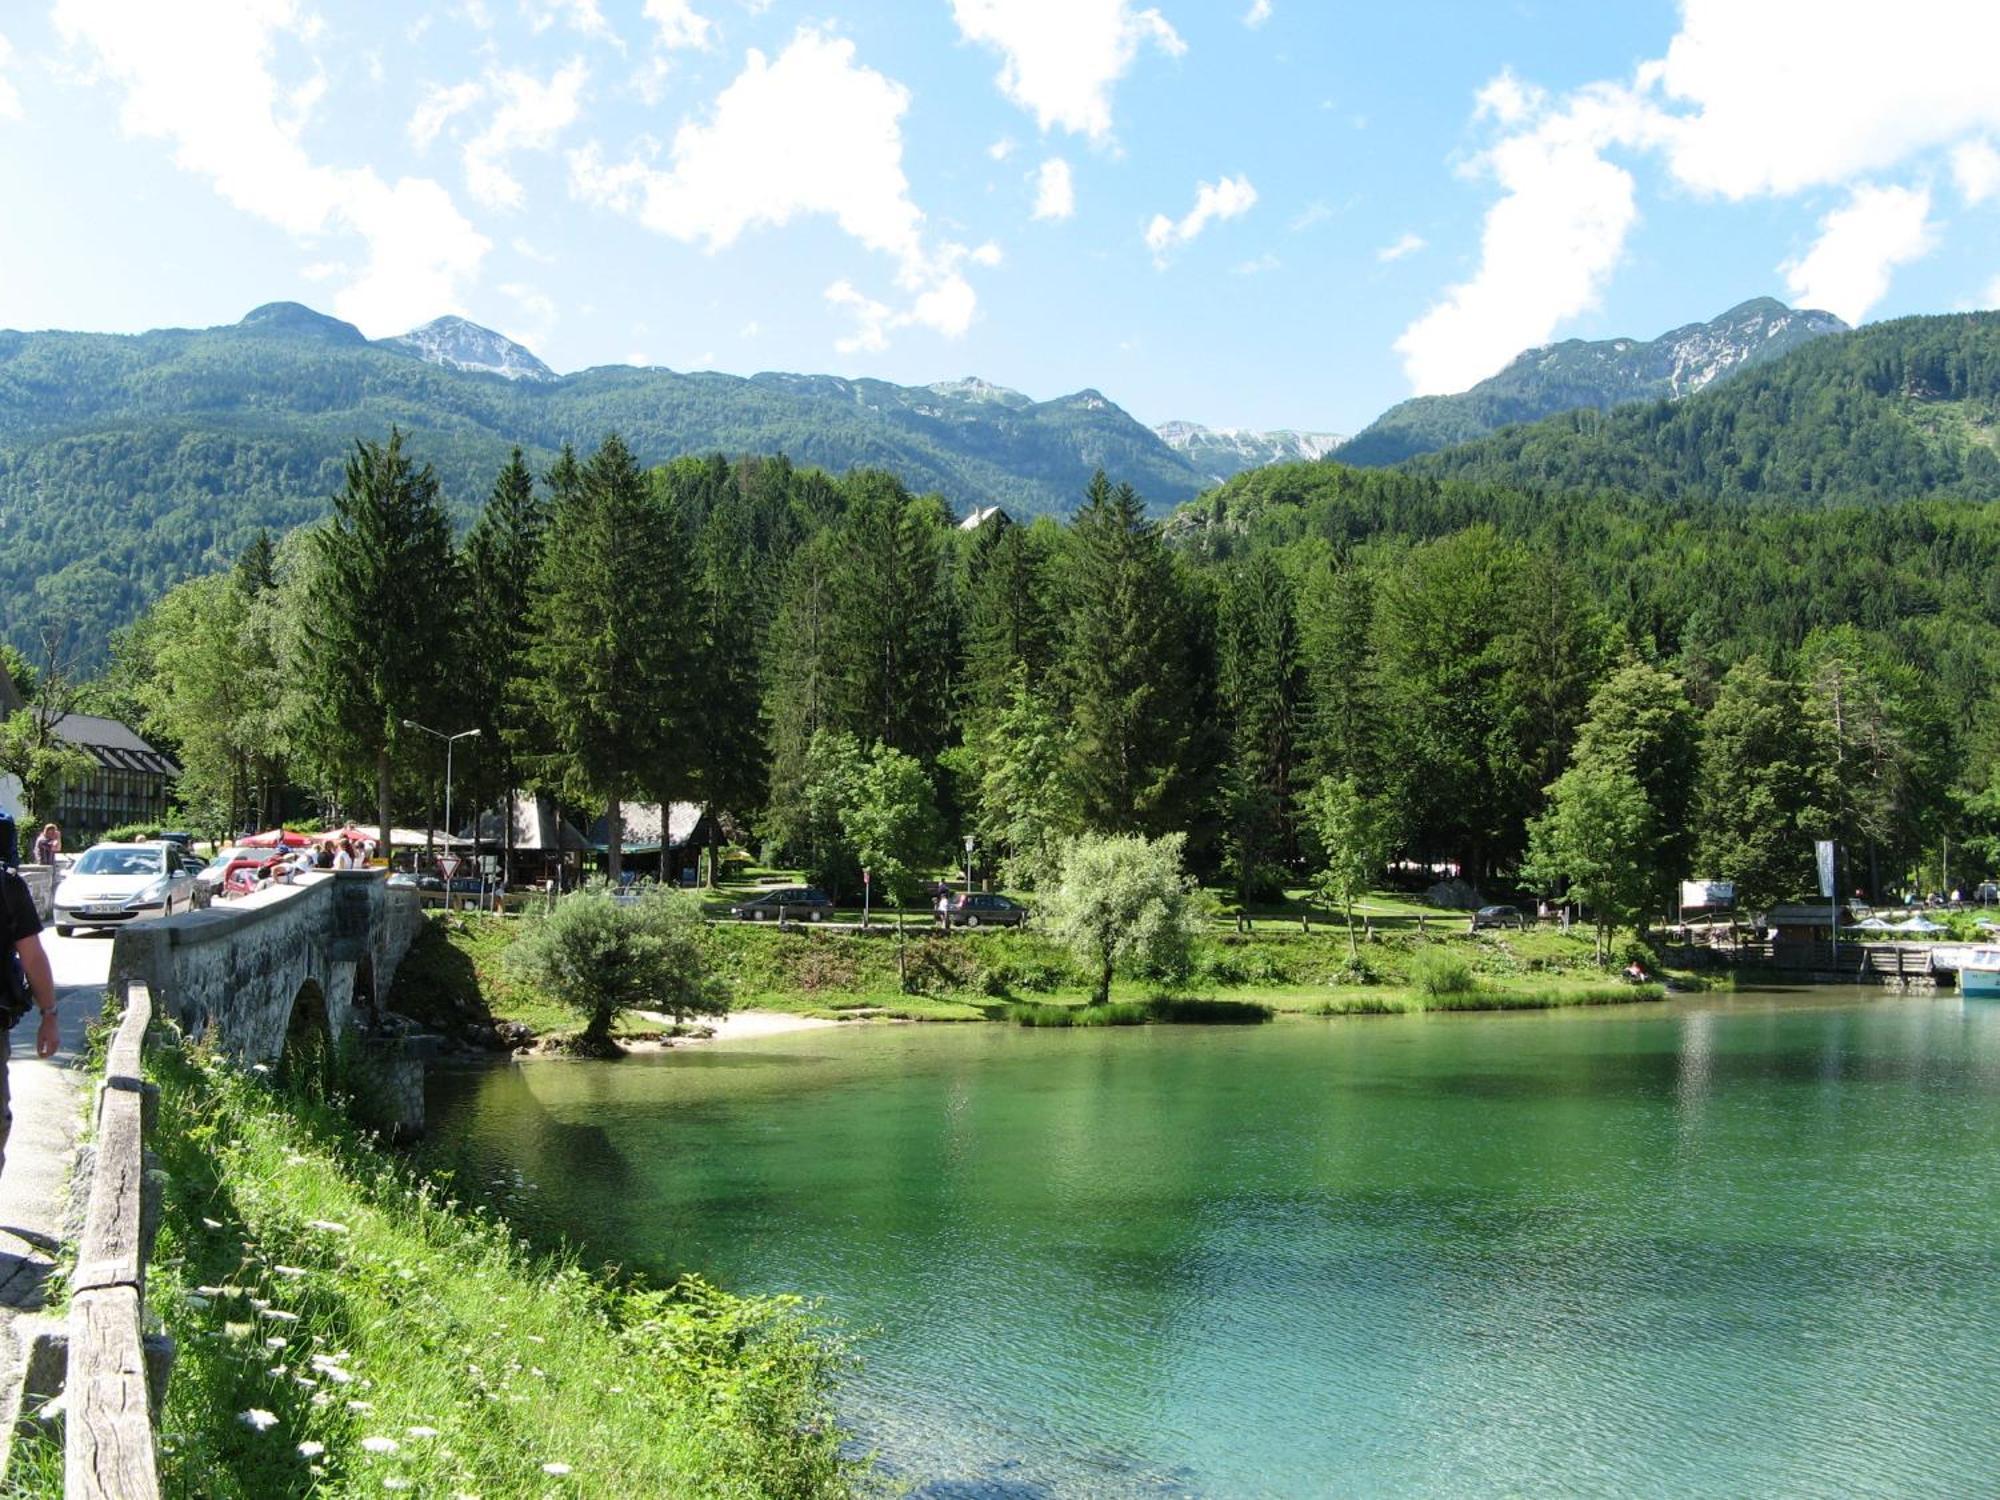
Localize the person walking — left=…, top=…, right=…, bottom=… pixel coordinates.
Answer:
left=30, top=824, right=59, bottom=867
left=1, top=864, right=60, bottom=1176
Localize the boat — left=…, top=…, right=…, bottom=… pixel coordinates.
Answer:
left=1959, top=947, right=2000, bottom=998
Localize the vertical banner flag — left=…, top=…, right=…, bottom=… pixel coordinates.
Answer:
left=1815, top=840, right=1836, bottom=899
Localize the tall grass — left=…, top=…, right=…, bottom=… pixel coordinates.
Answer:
left=77, top=1043, right=866, bottom=1500
left=1009, top=996, right=1274, bottom=1027
left=1411, top=946, right=1480, bottom=999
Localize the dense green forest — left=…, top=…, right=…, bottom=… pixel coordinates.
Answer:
left=0, top=303, right=1205, bottom=654
left=1336, top=297, right=1844, bottom=467
left=1410, top=311, right=2000, bottom=501
left=87, top=427, right=2000, bottom=926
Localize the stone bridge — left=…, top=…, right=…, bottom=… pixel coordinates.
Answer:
left=104, top=872, right=430, bottom=1124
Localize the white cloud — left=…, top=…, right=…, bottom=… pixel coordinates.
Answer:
left=526, top=0, right=619, bottom=47
left=571, top=26, right=985, bottom=350
left=643, top=0, right=712, bottom=50
left=0, top=33, right=23, bottom=120
left=54, top=0, right=489, bottom=334
left=1985, top=275, right=2000, bottom=310
left=950, top=0, right=1185, bottom=142
left=988, top=136, right=1015, bottom=161
left=465, top=61, right=588, bottom=209
left=1396, top=2, right=2000, bottom=393
left=825, top=279, right=893, bottom=354
left=1641, top=0, right=2000, bottom=201
left=1953, top=139, right=2000, bottom=206
left=497, top=280, right=558, bottom=350
left=1031, top=156, right=1074, bottom=220
left=1233, top=252, right=1278, bottom=275
left=1782, top=182, right=1936, bottom=324
left=1242, top=0, right=1271, bottom=27
left=1289, top=200, right=1332, bottom=232
left=739, top=319, right=760, bottom=337
left=1376, top=231, right=1425, bottom=263
left=1395, top=87, right=1650, bottom=393
left=408, top=79, right=482, bottom=150
left=511, top=235, right=556, bottom=262
left=1144, top=173, right=1256, bottom=264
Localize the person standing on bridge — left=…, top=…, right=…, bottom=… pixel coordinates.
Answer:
left=0, top=864, right=60, bottom=1175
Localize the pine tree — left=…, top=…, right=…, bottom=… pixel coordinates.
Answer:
left=1054, top=471, right=1193, bottom=835
left=1217, top=551, right=1304, bottom=899
left=1692, top=661, right=1814, bottom=909
left=526, top=434, right=689, bottom=879
left=305, top=428, right=458, bottom=852
left=762, top=531, right=845, bottom=858
left=461, top=448, right=548, bottom=879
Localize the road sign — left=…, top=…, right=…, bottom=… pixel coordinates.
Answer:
left=437, top=854, right=462, bottom=881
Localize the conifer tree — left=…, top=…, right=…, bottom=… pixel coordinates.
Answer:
left=1054, top=471, right=1194, bottom=835
left=461, top=448, right=548, bottom=878
left=1217, top=551, right=1305, bottom=899
left=304, top=428, right=458, bottom=853
left=526, top=434, right=688, bottom=879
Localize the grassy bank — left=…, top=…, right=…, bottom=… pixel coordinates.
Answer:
left=400, top=911, right=1685, bottom=1039
left=9, top=1043, right=865, bottom=1499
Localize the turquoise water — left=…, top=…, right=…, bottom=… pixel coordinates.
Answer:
left=427, top=992, right=2000, bottom=1497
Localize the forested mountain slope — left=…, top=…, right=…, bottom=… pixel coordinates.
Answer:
left=0, top=303, right=1208, bottom=651
left=1407, top=312, right=2000, bottom=501
left=1335, top=298, right=1845, bottom=467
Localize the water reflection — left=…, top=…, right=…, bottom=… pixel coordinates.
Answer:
left=429, top=994, right=2000, bottom=1497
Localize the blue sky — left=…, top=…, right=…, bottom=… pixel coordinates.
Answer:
left=3, top=0, right=1999, bottom=433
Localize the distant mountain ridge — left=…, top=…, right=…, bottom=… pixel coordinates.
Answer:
left=0, top=302, right=1233, bottom=653
left=1407, top=310, right=2000, bottom=503
left=1153, top=421, right=1345, bottom=483
left=1336, top=298, right=1847, bottom=467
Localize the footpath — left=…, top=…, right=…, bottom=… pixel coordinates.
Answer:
left=0, top=931, right=115, bottom=1430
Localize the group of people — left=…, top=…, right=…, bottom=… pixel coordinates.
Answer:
left=222, top=835, right=371, bottom=897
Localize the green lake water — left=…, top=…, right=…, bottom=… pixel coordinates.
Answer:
left=426, top=991, right=2000, bottom=1497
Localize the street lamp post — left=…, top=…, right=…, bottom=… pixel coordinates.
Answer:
left=401, top=720, right=481, bottom=874
left=964, top=834, right=975, bottom=894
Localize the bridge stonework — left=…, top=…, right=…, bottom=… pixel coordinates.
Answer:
left=105, top=873, right=429, bottom=1125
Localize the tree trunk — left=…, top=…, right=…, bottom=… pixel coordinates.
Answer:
left=503, top=786, right=516, bottom=890
left=1096, top=952, right=1115, bottom=1007
left=1344, top=901, right=1358, bottom=962
left=605, top=795, right=623, bottom=882
left=705, top=807, right=720, bottom=889
left=376, top=747, right=393, bottom=865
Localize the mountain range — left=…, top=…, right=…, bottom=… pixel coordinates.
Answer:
left=0, top=293, right=1986, bottom=658
left=1334, top=298, right=1848, bottom=466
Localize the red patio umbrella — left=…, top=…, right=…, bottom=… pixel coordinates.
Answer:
left=241, top=828, right=312, bottom=848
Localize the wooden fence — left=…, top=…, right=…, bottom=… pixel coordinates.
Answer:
left=66, top=979, right=163, bottom=1500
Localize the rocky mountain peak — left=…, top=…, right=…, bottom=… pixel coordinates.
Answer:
left=382, top=316, right=555, bottom=382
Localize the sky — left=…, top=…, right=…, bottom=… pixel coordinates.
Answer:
left=3, top=0, right=2000, bottom=433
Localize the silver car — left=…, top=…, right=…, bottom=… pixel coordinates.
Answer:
left=52, top=842, right=198, bottom=936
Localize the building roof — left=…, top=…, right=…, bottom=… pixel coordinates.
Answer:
left=469, top=793, right=592, bottom=852
left=52, top=713, right=181, bottom=776
left=586, top=801, right=709, bottom=853
left=957, top=504, right=1010, bottom=531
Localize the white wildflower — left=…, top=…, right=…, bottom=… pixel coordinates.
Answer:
left=266, top=1337, right=287, bottom=1349
left=238, top=1408, right=280, bottom=1432
left=361, top=1435, right=399, bottom=1454
left=274, top=1265, right=308, bottom=1278
left=406, top=1425, right=438, bottom=1438
left=383, top=1480, right=413, bottom=1492
left=263, top=1309, right=299, bottom=1323
left=297, top=1440, right=325, bottom=1458
left=346, top=1399, right=374, bottom=1413
left=306, top=1220, right=349, bottom=1234
left=541, top=1462, right=572, bottom=1476
left=201, top=1217, right=223, bottom=1230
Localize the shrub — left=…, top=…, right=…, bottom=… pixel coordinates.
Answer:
left=1412, top=945, right=1479, bottom=998
left=509, top=884, right=726, bottom=1050
left=1039, top=832, right=1202, bottom=1005
left=101, top=821, right=166, bottom=843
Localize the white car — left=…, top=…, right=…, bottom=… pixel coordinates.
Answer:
left=53, top=842, right=198, bottom=936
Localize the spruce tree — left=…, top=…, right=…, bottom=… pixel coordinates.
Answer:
left=1217, top=551, right=1304, bottom=899
left=305, top=428, right=458, bottom=853
left=461, top=448, right=548, bottom=878
left=526, top=434, right=689, bottom=879
left=1054, top=471, right=1193, bottom=835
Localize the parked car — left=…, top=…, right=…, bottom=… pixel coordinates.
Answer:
left=1470, top=904, right=1526, bottom=930
left=949, top=892, right=1028, bottom=928
left=386, top=872, right=445, bottom=892
left=53, top=841, right=198, bottom=936
left=196, top=845, right=265, bottom=897
left=729, top=886, right=834, bottom=921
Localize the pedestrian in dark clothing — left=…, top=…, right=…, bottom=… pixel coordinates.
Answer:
left=0, top=868, right=59, bottom=1176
